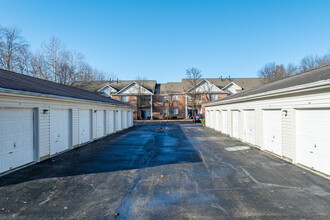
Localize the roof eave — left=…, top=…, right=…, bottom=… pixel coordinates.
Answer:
left=203, top=79, right=330, bottom=107
left=0, top=87, right=134, bottom=108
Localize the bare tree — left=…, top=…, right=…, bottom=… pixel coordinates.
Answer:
left=30, top=50, right=53, bottom=80
left=299, top=52, right=330, bottom=73
left=185, top=67, right=202, bottom=121
left=258, top=62, right=296, bottom=83
left=299, top=55, right=319, bottom=73
left=0, top=27, right=29, bottom=72
left=43, top=37, right=66, bottom=83
left=0, top=25, right=113, bottom=85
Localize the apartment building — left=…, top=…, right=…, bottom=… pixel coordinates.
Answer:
left=72, top=77, right=262, bottom=119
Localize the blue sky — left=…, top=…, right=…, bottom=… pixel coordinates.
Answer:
left=1, top=0, right=330, bottom=82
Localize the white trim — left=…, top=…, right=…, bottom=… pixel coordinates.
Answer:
left=204, top=79, right=330, bottom=107
left=97, top=85, right=118, bottom=93
left=116, top=82, right=153, bottom=95
left=186, top=79, right=224, bottom=93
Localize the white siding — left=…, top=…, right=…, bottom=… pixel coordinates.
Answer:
left=282, top=108, right=294, bottom=159
left=39, top=107, right=50, bottom=158
left=72, top=108, right=79, bottom=147
left=204, top=89, right=330, bottom=176
left=0, top=93, right=133, bottom=175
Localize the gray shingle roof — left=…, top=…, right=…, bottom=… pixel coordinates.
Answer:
left=71, top=80, right=157, bottom=93
left=0, top=69, right=133, bottom=107
left=205, top=65, right=330, bottom=106
left=159, top=78, right=262, bottom=94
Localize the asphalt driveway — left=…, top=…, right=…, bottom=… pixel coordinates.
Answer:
left=0, top=122, right=329, bottom=219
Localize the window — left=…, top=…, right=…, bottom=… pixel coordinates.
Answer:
left=160, top=109, right=167, bottom=115
left=210, top=94, right=218, bottom=101
left=171, top=95, right=178, bottom=101
left=121, top=96, right=129, bottom=102
left=171, top=108, right=179, bottom=115
left=162, top=96, right=167, bottom=102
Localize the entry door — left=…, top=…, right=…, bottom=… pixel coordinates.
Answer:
left=96, top=110, right=105, bottom=138
left=142, top=109, right=151, bottom=120
left=0, top=108, right=34, bottom=173
left=222, top=110, right=228, bottom=134
left=296, top=109, right=330, bottom=175
left=232, top=110, right=239, bottom=138
left=109, top=110, right=115, bottom=134
left=50, top=109, right=71, bottom=155
left=79, top=109, right=92, bottom=144
left=244, top=110, right=255, bottom=145
left=263, top=110, right=282, bottom=156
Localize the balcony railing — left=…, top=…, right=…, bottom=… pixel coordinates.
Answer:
left=187, top=99, right=203, bottom=105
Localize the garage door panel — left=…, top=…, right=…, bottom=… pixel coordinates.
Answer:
left=222, top=111, right=228, bottom=134
left=296, top=109, right=330, bottom=175
left=79, top=109, right=92, bottom=144
left=244, top=110, right=255, bottom=145
left=0, top=108, right=34, bottom=173
left=263, top=110, right=282, bottom=156
left=96, top=110, right=105, bottom=138
left=50, top=109, right=70, bottom=156
left=232, top=111, right=239, bottom=138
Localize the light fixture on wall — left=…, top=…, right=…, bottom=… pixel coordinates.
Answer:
left=282, top=110, right=288, bottom=117
left=94, top=110, right=97, bottom=113
left=43, top=109, right=49, bottom=114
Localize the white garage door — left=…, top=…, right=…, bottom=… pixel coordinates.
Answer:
left=206, top=111, right=210, bottom=127
left=50, top=109, right=71, bottom=156
left=296, top=109, right=330, bottom=176
left=126, top=111, right=130, bottom=128
left=232, top=110, right=239, bottom=138
left=222, top=110, right=228, bottom=134
left=0, top=108, right=34, bottom=173
left=263, top=110, right=282, bottom=156
left=244, top=110, right=255, bottom=145
left=109, top=110, right=115, bottom=134
left=211, top=111, right=216, bottom=129
left=116, top=110, right=122, bottom=131
left=96, top=110, right=105, bottom=138
left=215, top=110, right=220, bottom=131
left=122, top=110, right=127, bottom=129
left=79, top=109, right=92, bottom=145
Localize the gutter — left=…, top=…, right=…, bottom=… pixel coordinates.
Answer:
left=0, top=87, right=134, bottom=109
left=203, top=79, right=330, bottom=107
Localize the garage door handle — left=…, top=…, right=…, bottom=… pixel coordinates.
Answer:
left=309, top=151, right=313, bottom=153
left=9, top=152, right=13, bottom=154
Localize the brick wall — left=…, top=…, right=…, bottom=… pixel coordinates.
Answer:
left=112, top=95, right=138, bottom=119
left=152, top=94, right=186, bottom=119
left=200, top=93, right=227, bottom=115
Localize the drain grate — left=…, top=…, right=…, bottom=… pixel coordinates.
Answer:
left=225, top=146, right=251, bottom=151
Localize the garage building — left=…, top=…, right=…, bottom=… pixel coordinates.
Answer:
left=204, top=66, right=330, bottom=176
left=0, top=69, right=134, bottom=175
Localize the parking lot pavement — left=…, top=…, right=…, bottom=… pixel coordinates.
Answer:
left=0, top=122, right=329, bottom=219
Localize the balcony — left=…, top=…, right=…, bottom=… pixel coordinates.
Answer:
left=187, top=99, right=203, bottom=106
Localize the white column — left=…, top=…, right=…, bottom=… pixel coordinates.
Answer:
left=150, top=95, right=153, bottom=120
left=185, top=95, right=188, bottom=119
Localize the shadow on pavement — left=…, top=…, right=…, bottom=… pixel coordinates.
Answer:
left=0, top=122, right=202, bottom=187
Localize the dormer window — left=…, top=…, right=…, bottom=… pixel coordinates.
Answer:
left=210, top=94, right=218, bottom=101
left=121, top=96, right=129, bottom=102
